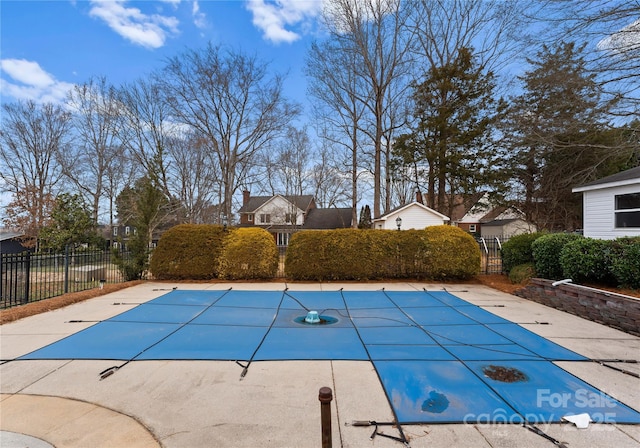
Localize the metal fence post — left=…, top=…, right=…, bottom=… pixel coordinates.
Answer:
left=23, top=251, right=31, bottom=304
left=319, top=386, right=333, bottom=448
left=64, top=245, right=69, bottom=294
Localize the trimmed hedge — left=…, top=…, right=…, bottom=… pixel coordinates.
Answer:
left=423, top=225, right=481, bottom=279
left=285, top=226, right=479, bottom=281
left=559, top=237, right=612, bottom=284
left=150, top=224, right=226, bottom=280
left=609, top=237, right=640, bottom=289
left=532, top=233, right=583, bottom=280
left=218, top=227, right=278, bottom=279
left=500, top=232, right=544, bottom=274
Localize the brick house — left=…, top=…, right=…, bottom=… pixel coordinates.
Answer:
left=237, top=191, right=352, bottom=246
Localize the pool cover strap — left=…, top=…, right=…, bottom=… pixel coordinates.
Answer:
left=98, top=287, right=233, bottom=380
left=338, top=289, right=410, bottom=447
left=237, top=290, right=287, bottom=379
left=523, top=423, right=568, bottom=447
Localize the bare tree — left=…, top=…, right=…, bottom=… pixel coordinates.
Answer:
left=116, top=77, right=175, bottom=196
left=319, top=0, right=414, bottom=218
left=409, top=0, right=524, bottom=75
left=103, top=145, right=137, bottom=230
left=524, top=1, right=640, bottom=118
left=307, top=35, right=369, bottom=226
left=62, top=76, right=122, bottom=224
left=166, top=133, right=222, bottom=223
left=309, top=143, right=351, bottom=209
left=160, top=44, right=300, bottom=222
left=261, top=126, right=313, bottom=197
left=0, top=100, right=71, bottom=246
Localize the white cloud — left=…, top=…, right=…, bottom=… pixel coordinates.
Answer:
left=192, top=0, right=207, bottom=29
left=598, top=19, right=640, bottom=57
left=89, top=0, right=179, bottom=49
left=0, top=59, right=74, bottom=104
left=245, top=0, right=323, bottom=44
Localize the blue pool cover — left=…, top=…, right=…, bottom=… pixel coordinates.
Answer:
left=20, top=289, right=640, bottom=424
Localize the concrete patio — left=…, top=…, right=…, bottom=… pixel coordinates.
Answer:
left=1, top=281, right=639, bottom=447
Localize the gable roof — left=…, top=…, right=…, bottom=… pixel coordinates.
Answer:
left=303, top=208, right=353, bottom=229
left=481, top=218, right=524, bottom=227
left=238, top=194, right=314, bottom=214
left=573, top=166, right=640, bottom=193
left=0, top=232, right=24, bottom=242
left=373, top=201, right=450, bottom=222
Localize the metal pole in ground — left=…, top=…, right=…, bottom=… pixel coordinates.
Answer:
left=319, top=386, right=333, bottom=448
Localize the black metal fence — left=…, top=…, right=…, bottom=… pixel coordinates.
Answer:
left=477, top=236, right=505, bottom=274
left=1, top=248, right=129, bottom=309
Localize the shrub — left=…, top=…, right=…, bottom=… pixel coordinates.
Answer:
left=285, top=229, right=391, bottom=281
left=609, top=237, right=640, bottom=289
left=285, top=226, right=477, bottom=281
left=559, top=237, right=612, bottom=284
left=422, top=225, right=480, bottom=279
left=508, top=263, right=536, bottom=284
left=531, top=233, right=583, bottom=280
left=218, top=227, right=278, bottom=279
left=150, top=224, right=225, bottom=280
left=501, top=232, right=543, bottom=274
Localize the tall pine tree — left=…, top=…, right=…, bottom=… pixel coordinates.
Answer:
left=502, top=42, right=632, bottom=230
left=392, top=47, right=503, bottom=218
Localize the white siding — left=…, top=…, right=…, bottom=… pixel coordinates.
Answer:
left=254, top=196, right=304, bottom=226
left=481, top=220, right=534, bottom=239
left=583, top=184, right=640, bottom=239
left=374, top=204, right=448, bottom=230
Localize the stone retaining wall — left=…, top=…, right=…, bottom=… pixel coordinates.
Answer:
left=515, top=278, right=640, bottom=337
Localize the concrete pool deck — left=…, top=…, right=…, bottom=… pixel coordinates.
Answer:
left=1, top=281, right=639, bottom=447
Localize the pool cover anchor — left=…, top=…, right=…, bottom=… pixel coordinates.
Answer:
left=522, top=422, right=568, bottom=447
left=99, top=364, right=124, bottom=380
left=235, top=361, right=249, bottom=379
left=348, top=421, right=410, bottom=447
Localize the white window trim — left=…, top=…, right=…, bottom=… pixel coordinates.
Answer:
left=614, top=193, right=640, bottom=229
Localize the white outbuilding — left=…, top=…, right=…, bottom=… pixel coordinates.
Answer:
left=572, top=166, right=640, bottom=239
left=372, top=202, right=450, bottom=230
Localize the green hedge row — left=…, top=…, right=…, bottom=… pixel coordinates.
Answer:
left=501, top=232, right=640, bottom=289
left=152, top=224, right=480, bottom=281
left=285, top=226, right=480, bottom=281
left=150, top=225, right=277, bottom=280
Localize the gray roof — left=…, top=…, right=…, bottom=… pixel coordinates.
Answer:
left=302, top=208, right=353, bottom=229
left=481, top=218, right=521, bottom=227
left=0, top=232, right=24, bottom=242
left=574, top=166, right=640, bottom=189
left=238, top=195, right=314, bottom=213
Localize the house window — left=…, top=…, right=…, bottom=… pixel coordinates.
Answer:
left=112, top=241, right=119, bottom=249
left=285, top=213, right=294, bottom=223
left=260, top=214, right=271, bottom=223
left=615, top=193, right=640, bottom=228
left=469, top=224, right=477, bottom=233
left=248, top=214, right=253, bottom=222
left=113, top=226, right=118, bottom=236
left=125, top=226, right=130, bottom=235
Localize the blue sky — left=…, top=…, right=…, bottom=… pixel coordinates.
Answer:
left=1, top=0, right=324, bottom=111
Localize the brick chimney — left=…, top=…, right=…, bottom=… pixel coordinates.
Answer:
left=416, top=190, right=423, bottom=204
left=243, top=190, right=250, bottom=206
